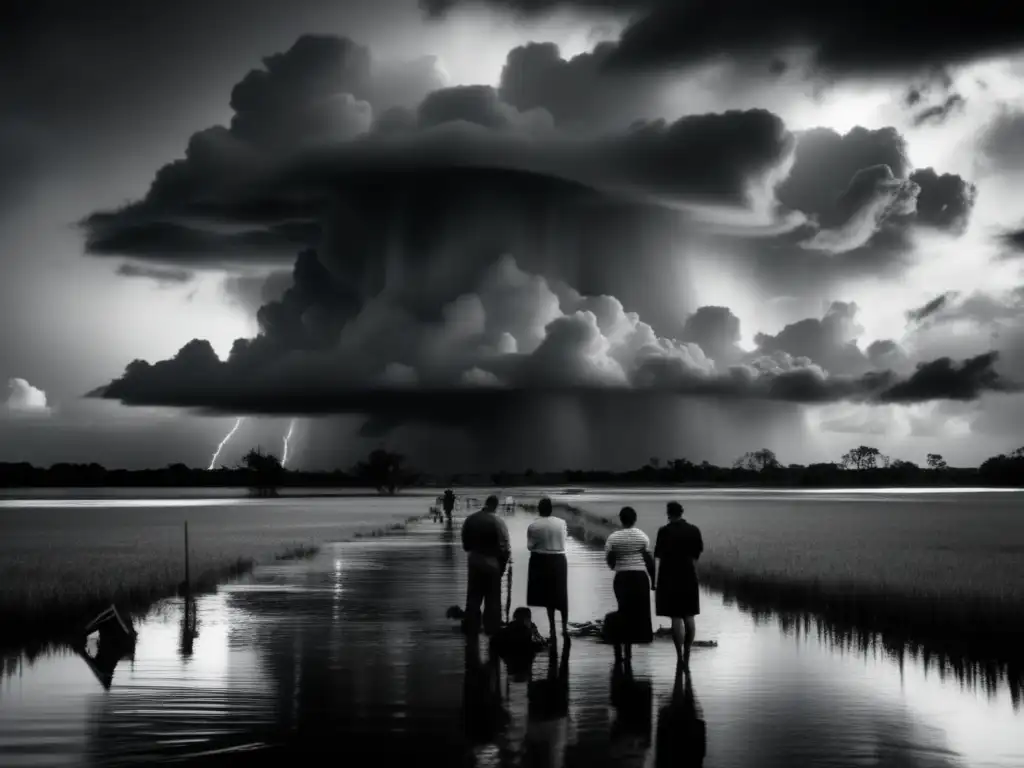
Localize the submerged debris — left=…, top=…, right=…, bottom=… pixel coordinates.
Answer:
left=566, top=620, right=719, bottom=646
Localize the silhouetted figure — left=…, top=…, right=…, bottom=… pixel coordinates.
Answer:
left=654, top=501, right=704, bottom=668
left=527, top=497, right=570, bottom=643
left=443, top=488, right=456, bottom=524
left=492, top=606, right=548, bottom=677
left=462, top=495, right=511, bottom=636
left=604, top=506, right=655, bottom=663
left=609, top=661, right=653, bottom=766
left=526, top=642, right=571, bottom=768
left=462, top=635, right=508, bottom=753
left=655, top=663, right=706, bottom=767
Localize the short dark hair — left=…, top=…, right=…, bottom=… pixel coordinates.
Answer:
left=485, top=495, right=499, bottom=510
left=619, top=506, right=637, bottom=527
left=667, top=501, right=684, bottom=518
left=512, top=606, right=532, bottom=622
left=538, top=497, right=553, bottom=516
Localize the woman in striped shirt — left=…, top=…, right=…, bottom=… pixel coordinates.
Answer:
left=604, top=506, right=655, bottom=662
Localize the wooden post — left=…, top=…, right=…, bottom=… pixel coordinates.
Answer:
left=183, top=521, right=190, bottom=595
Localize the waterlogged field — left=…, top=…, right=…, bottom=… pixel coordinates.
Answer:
left=0, top=492, right=434, bottom=649
left=562, top=488, right=1024, bottom=667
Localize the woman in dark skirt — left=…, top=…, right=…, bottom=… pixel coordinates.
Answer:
left=654, top=501, right=704, bottom=668
left=526, top=497, right=570, bottom=641
left=604, top=506, right=654, bottom=662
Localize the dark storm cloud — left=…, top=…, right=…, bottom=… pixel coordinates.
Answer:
left=912, top=94, right=966, bottom=127
left=753, top=302, right=872, bottom=376
left=222, top=270, right=294, bottom=315
left=775, top=127, right=910, bottom=218
left=81, top=32, right=797, bottom=277
left=998, top=227, right=1024, bottom=258
left=115, top=263, right=193, bottom=285
left=81, top=32, right=977, bottom=329
left=878, top=352, right=1018, bottom=403
left=77, top=33, right=997, bottom=436
left=679, top=306, right=744, bottom=366
left=718, top=126, right=977, bottom=299
left=498, top=41, right=662, bottom=130
left=91, top=250, right=1016, bottom=423
left=909, top=168, right=977, bottom=234
left=86, top=220, right=322, bottom=267
left=424, top=0, right=1024, bottom=79
left=907, top=292, right=958, bottom=323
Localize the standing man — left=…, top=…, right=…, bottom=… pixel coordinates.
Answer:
left=654, top=501, right=704, bottom=669
left=462, top=495, right=511, bottom=636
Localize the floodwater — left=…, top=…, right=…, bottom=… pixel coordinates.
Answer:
left=2, top=509, right=1022, bottom=767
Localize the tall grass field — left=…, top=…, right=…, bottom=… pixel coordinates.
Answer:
left=0, top=493, right=432, bottom=652
left=564, top=489, right=1024, bottom=679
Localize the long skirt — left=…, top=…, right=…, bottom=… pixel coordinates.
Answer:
left=611, top=571, right=654, bottom=645
left=655, top=562, right=701, bottom=618
left=526, top=552, right=568, bottom=613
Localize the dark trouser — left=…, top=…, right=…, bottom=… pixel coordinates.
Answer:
left=465, top=556, right=504, bottom=635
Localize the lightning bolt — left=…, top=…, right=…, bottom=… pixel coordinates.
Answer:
left=208, top=417, right=244, bottom=470
left=282, top=418, right=297, bottom=468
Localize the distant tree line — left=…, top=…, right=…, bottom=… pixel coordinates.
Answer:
left=0, top=446, right=1021, bottom=490
left=0, top=447, right=418, bottom=494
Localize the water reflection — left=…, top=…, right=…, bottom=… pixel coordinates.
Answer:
left=655, top=665, right=706, bottom=768
left=180, top=595, right=199, bottom=658
left=1, top=512, right=1022, bottom=767
left=609, top=662, right=653, bottom=767
left=463, top=636, right=509, bottom=763
left=526, top=644, right=571, bottom=768
left=73, top=633, right=135, bottom=691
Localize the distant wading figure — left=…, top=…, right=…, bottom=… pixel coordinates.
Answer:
left=443, top=488, right=456, bottom=524
left=654, top=501, right=704, bottom=668
left=604, top=506, right=655, bottom=662
left=526, top=497, right=570, bottom=642
left=461, top=495, right=511, bottom=636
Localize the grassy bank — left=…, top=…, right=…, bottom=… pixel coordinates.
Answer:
left=548, top=498, right=1023, bottom=704
left=0, top=496, right=431, bottom=656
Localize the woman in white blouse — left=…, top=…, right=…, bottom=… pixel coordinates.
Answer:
left=604, top=506, right=655, bottom=663
left=526, top=497, right=570, bottom=641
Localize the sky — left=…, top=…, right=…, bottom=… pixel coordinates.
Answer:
left=1, top=0, right=1024, bottom=472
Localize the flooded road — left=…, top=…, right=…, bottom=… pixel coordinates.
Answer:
left=2, top=509, right=1022, bottom=767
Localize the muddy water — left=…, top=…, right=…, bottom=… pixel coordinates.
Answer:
left=1, top=510, right=1022, bottom=767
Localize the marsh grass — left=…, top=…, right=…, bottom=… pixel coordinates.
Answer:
left=553, top=496, right=1024, bottom=707
left=0, top=496, right=432, bottom=656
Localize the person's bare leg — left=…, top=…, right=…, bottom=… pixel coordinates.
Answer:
left=671, top=617, right=684, bottom=662
left=546, top=606, right=556, bottom=641
left=682, top=616, right=696, bottom=670
left=560, top=609, right=569, bottom=637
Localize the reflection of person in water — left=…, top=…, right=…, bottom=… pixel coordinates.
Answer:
left=655, top=662, right=706, bottom=767
left=608, top=661, right=653, bottom=768
left=526, top=642, right=573, bottom=768
left=462, top=636, right=509, bottom=752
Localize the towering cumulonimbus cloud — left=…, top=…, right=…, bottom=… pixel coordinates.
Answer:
left=93, top=251, right=1017, bottom=425
left=77, top=33, right=1009, bottom=449
left=80, top=33, right=978, bottom=333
